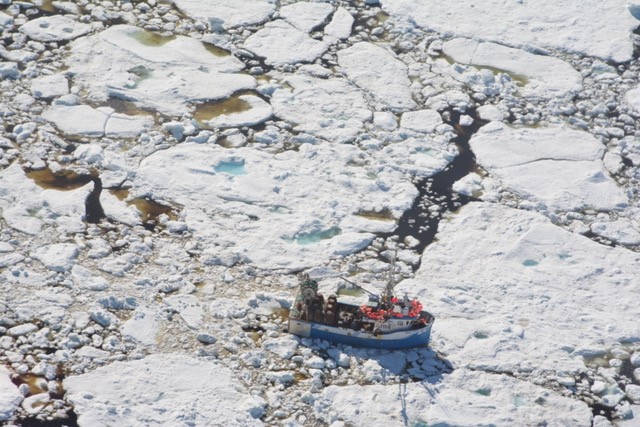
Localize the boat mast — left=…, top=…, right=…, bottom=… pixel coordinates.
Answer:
left=383, top=252, right=396, bottom=305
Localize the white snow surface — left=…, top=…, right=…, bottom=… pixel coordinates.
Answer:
left=0, top=164, right=92, bottom=235
left=64, top=353, right=265, bottom=426
left=131, top=142, right=416, bottom=270
left=171, top=0, right=275, bottom=29
left=315, top=368, right=591, bottom=426
left=271, top=73, right=372, bottom=143
left=337, top=42, right=415, bottom=111
left=42, top=105, right=153, bottom=138
left=470, top=122, right=628, bottom=211
left=396, top=202, right=640, bottom=374
left=279, top=2, right=333, bottom=33
left=442, top=38, right=582, bottom=99
left=381, top=0, right=640, bottom=63
left=0, top=367, right=22, bottom=421
left=19, top=15, right=91, bottom=42
left=30, top=74, right=69, bottom=99
left=324, top=7, right=354, bottom=40
left=66, top=25, right=254, bottom=116
left=624, top=84, right=640, bottom=114
left=243, top=20, right=329, bottom=66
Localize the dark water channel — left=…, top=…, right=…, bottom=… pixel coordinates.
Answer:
left=383, top=109, right=488, bottom=265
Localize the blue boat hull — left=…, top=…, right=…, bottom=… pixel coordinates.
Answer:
left=289, top=319, right=432, bottom=350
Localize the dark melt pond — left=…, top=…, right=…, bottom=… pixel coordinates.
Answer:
left=111, top=188, right=178, bottom=230
left=26, top=168, right=94, bottom=191
left=194, top=96, right=253, bottom=125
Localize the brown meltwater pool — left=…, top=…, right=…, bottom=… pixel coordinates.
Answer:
left=194, top=96, right=253, bottom=126
left=203, top=42, right=232, bottom=57
left=129, top=29, right=176, bottom=47
left=354, top=209, right=396, bottom=222
left=110, top=188, right=178, bottom=230
left=105, top=97, right=156, bottom=117
left=26, top=168, right=94, bottom=191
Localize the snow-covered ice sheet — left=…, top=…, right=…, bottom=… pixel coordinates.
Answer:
left=315, top=369, right=591, bottom=426
left=19, top=15, right=90, bottom=42
left=131, top=142, right=417, bottom=270
left=470, top=122, right=627, bottom=211
left=381, top=0, right=640, bottom=62
left=396, top=202, right=640, bottom=374
left=243, top=20, right=329, bottom=66
left=0, top=367, right=22, bottom=421
left=64, top=353, right=265, bottom=426
left=172, top=0, right=275, bottom=29
left=337, top=42, right=415, bottom=111
left=443, top=38, right=582, bottom=99
left=271, top=74, right=371, bottom=143
left=42, top=105, right=152, bottom=138
left=66, top=25, right=255, bottom=116
left=0, top=164, right=92, bottom=235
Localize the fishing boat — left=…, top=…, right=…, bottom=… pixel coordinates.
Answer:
left=288, top=258, right=434, bottom=349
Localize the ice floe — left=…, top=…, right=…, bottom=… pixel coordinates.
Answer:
left=42, top=104, right=153, bottom=138
left=243, top=20, right=329, bottom=66
left=29, top=74, right=69, bottom=99
left=315, top=368, right=591, bottom=426
left=19, top=15, right=91, bottom=42
left=470, top=122, right=628, bottom=211
left=271, top=74, right=371, bottom=143
left=324, top=7, right=354, bottom=40
left=443, top=38, right=582, bottom=99
left=400, top=109, right=442, bottom=133
left=0, top=366, right=22, bottom=421
left=0, top=164, right=92, bottom=235
left=132, top=142, right=416, bottom=269
left=172, top=0, right=275, bottom=30
left=382, top=0, right=640, bottom=62
left=198, top=94, right=273, bottom=128
left=590, top=219, right=640, bottom=246
left=66, top=25, right=254, bottom=116
left=279, top=2, right=333, bottom=33
left=396, top=202, right=640, bottom=374
left=337, top=42, right=415, bottom=111
left=64, top=353, right=265, bottom=426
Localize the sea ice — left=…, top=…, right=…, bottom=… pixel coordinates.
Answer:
left=400, top=109, right=442, bottom=133
left=32, top=243, right=79, bottom=272
left=624, top=84, right=640, bottom=115
left=64, top=354, right=265, bottom=426
left=590, top=219, right=640, bottom=246
left=172, top=0, right=275, bottom=29
left=42, top=104, right=152, bottom=138
left=382, top=0, right=640, bottom=62
left=324, top=7, right=354, bottom=40
left=132, top=142, right=416, bottom=270
left=279, top=2, right=334, bottom=33
left=470, top=122, right=627, bottom=211
left=337, top=42, right=415, bottom=111
left=243, top=20, right=329, bottom=66
left=443, top=38, right=582, bottom=99
left=19, top=15, right=91, bottom=42
left=0, top=164, right=92, bottom=235
left=200, top=95, right=273, bottom=128
left=315, top=369, right=590, bottom=426
left=30, top=74, right=69, bottom=99
left=396, top=202, right=640, bottom=374
left=164, top=295, right=205, bottom=329
left=271, top=74, right=371, bottom=143
left=121, top=307, right=162, bottom=346
left=66, top=25, right=254, bottom=116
